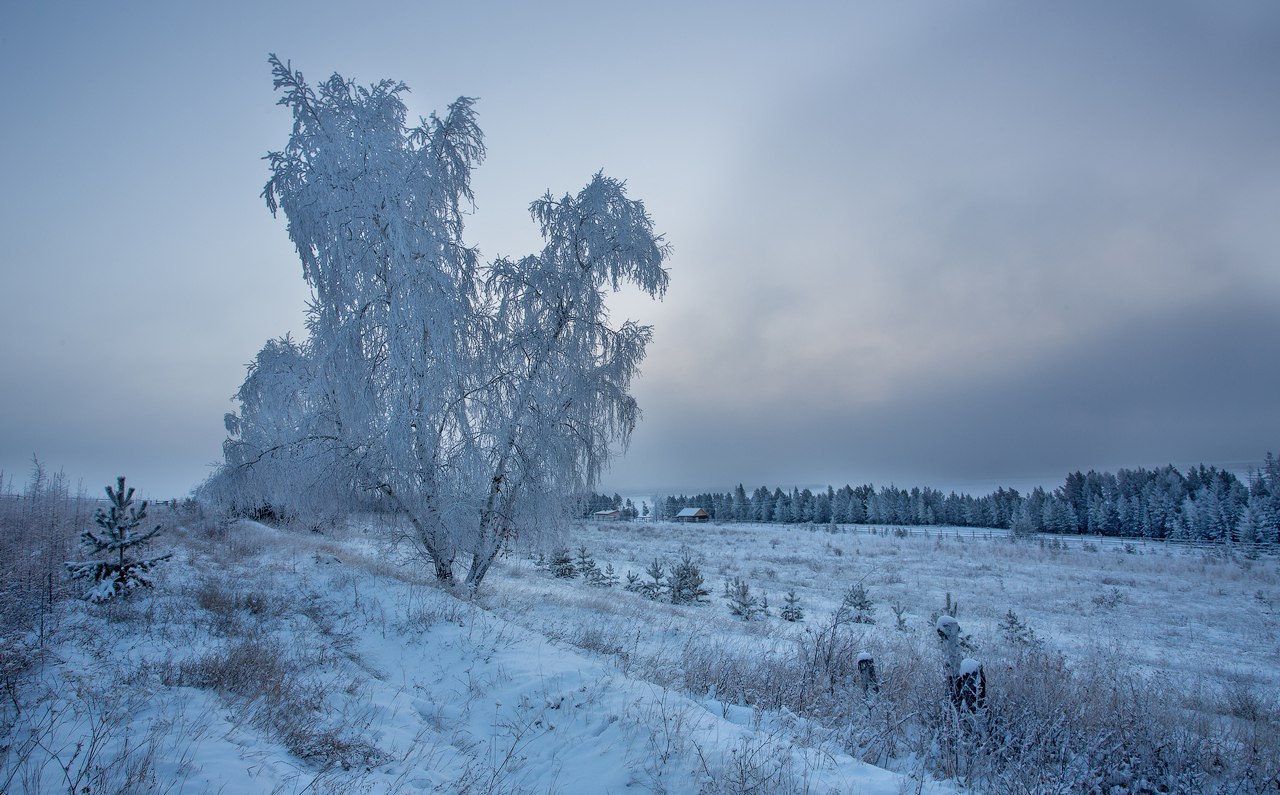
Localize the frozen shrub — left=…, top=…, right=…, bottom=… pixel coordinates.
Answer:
left=1091, top=586, right=1124, bottom=609
left=0, top=459, right=86, bottom=642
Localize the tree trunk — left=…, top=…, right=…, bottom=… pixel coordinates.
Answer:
left=382, top=484, right=455, bottom=583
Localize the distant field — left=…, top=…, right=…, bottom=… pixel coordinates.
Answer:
left=487, top=520, right=1280, bottom=694
left=478, top=519, right=1280, bottom=789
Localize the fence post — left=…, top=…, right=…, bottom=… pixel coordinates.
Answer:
left=857, top=651, right=879, bottom=696
left=937, top=615, right=986, bottom=713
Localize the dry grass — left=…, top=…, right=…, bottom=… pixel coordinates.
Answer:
left=484, top=519, right=1280, bottom=793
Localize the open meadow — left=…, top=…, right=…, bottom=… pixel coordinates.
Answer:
left=3, top=495, right=1279, bottom=793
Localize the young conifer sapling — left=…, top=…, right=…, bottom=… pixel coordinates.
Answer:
left=66, top=476, right=171, bottom=601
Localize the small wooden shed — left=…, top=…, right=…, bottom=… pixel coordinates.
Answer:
left=675, top=507, right=710, bottom=523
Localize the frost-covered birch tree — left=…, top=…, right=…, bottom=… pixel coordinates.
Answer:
left=208, top=56, right=668, bottom=590
left=464, top=174, right=668, bottom=587
left=208, top=334, right=351, bottom=527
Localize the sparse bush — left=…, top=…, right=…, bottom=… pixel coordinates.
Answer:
left=1223, top=680, right=1275, bottom=723
left=1091, top=586, right=1125, bottom=609
left=0, top=460, right=87, bottom=649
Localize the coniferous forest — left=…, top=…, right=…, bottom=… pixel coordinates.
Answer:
left=602, top=452, right=1280, bottom=543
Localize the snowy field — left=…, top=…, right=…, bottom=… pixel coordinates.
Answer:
left=4, top=509, right=1279, bottom=793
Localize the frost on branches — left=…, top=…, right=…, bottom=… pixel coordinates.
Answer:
left=204, top=56, right=670, bottom=590
left=66, top=476, right=170, bottom=601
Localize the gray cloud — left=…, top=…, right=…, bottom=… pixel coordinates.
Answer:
left=612, top=291, right=1280, bottom=493
left=2, top=1, right=1277, bottom=499
left=602, top=1, right=1280, bottom=494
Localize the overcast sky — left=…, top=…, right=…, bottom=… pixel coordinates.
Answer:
left=2, top=1, right=1278, bottom=500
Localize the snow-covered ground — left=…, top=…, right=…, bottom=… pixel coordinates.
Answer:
left=5, top=513, right=1278, bottom=793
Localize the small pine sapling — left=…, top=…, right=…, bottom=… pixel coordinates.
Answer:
left=844, top=583, right=876, bottom=624
left=928, top=591, right=960, bottom=626
left=66, top=476, right=171, bottom=601
left=890, top=600, right=909, bottom=632
left=723, top=577, right=763, bottom=620
left=669, top=552, right=710, bottom=604
left=548, top=547, right=575, bottom=578
left=640, top=558, right=665, bottom=600
left=575, top=545, right=600, bottom=584
left=997, top=609, right=1041, bottom=648
left=780, top=590, right=804, bottom=622
left=597, top=562, right=620, bottom=588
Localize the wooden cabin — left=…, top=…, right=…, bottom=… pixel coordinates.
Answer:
left=675, top=507, right=710, bottom=523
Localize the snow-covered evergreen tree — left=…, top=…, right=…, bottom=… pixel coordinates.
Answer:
left=66, top=477, right=170, bottom=601
left=575, top=546, right=600, bottom=583
left=843, top=583, right=876, bottom=624
left=547, top=547, right=575, bottom=579
left=723, top=577, right=764, bottom=620
left=668, top=552, right=709, bottom=604
left=639, top=558, right=665, bottom=600
left=780, top=589, right=804, bottom=622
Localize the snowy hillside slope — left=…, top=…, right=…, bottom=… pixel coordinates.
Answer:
left=2, top=516, right=953, bottom=794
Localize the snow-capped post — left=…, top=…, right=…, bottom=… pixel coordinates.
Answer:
left=856, top=651, right=879, bottom=696
left=65, top=476, right=171, bottom=601
left=955, top=657, right=987, bottom=712
left=936, top=615, right=962, bottom=680
left=936, top=614, right=985, bottom=712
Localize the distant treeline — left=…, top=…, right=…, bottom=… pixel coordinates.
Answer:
left=582, top=493, right=644, bottom=519
left=592, top=453, right=1280, bottom=543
